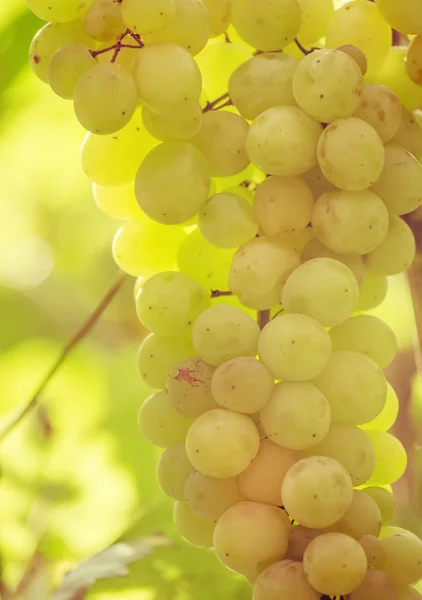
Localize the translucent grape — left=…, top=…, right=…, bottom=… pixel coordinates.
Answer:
left=392, top=107, right=422, bottom=158
left=365, top=215, right=416, bottom=276
left=301, top=238, right=364, bottom=285
left=142, top=104, right=202, bottom=142
left=138, top=391, right=193, bottom=448
left=359, top=535, right=385, bottom=569
left=357, top=269, right=388, bottom=310
left=362, top=487, right=396, bottom=524
left=247, top=106, right=322, bottom=177
left=27, top=0, right=92, bottom=23
left=157, top=444, right=193, bottom=500
left=325, top=490, right=382, bottom=540
left=197, top=42, right=251, bottom=99
left=302, top=164, right=335, bottom=198
left=375, top=0, right=422, bottom=34
left=317, top=118, right=385, bottom=191
left=84, top=0, right=124, bottom=41
left=184, top=471, right=243, bottom=520
left=93, top=182, right=141, bottom=221
left=296, top=0, right=334, bottom=46
left=253, top=560, right=320, bottom=600
left=338, top=44, right=368, bottom=75
left=380, top=533, right=422, bottom=585
left=285, top=526, right=322, bottom=561
left=202, top=0, right=231, bottom=35
left=137, top=333, right=194, bottom=389
left=135, top=141, right=211, bottom=225
left=185, top=409, right=260, bottom=477
left=380, top=526, right=417, bottom=540
left=281, top=456, right=353, bottom=528
left=192, top=305, right=260, bottom=366
left=365, top=431, right=407, bottom=486
left=350, top=570, right=396, bottom=600
left=173, top=501, right=215, bottom=547
left=354, top=84, right=402, bottom=143
left=48, top=43, right=96, bottom=99
left=287, top=227, right=315, bottom=255
left=121, top=0, right=176, bottom=35
left=167, top=357, right=218, bottom=418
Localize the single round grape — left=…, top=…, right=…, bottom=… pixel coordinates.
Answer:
left=184, top=471, right=243, bottom=520
left=202, top=0, right=231, bottom=36
left=357, top=269, right=388, bottom=310
left=137, top=333, right=194, bottom=389
left=338, top=44, right=368, bottom=75
left=48, top=42, right=96, bottom=99
left=365, top=431, right=407, bottom=486
left=325, top=490, right=382, bottom=540
left=380, top=533, right=422, bottom=586
left=84, top=0, right=124, bottom=41
left=173, top=501, right=215, bottom=547
left=365, top=215, right=416, bottom=276
left=93, top=182, right=141, bottom=221
left=301, top=238, right=364, bottom=285
left=375, top=0, right=422, bottom=34
left=157, top=444, right=192, bottom=500
left=121, top=0, right=176, bottom=35
left=142, top=104, right=202, bottom=142
left=359, top=535, right=385, bottom=569
left=285, top=526, right=322, bottom=562
left=354, top=83, right=402, bottom=142
left=27, top=0, right=92, bottom=23
left=362, top=382, right=399, bottom=433
left=302, top=164, right=335, bottom=198
left=392, top=107, right=422, bottom=158
left=350, top=569, right=396, bottom=600
left=362, top=487, right=396, bottom=524
left=138, top=391, right=193, bottom=448
left=167, top=357, right=218, bottom=418
left=253, top=560, right=320, bottom=600
left=296, top=0, right=334, bottom=46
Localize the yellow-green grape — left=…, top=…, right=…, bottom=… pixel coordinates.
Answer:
left=135, top=271, right=210, bottom=337
left=362, top=486, right=396, bottom=524
left=354, top=83, right=402, bottom=142
left=74, top=63, right=137, bottom=134
left=313, top=351, right=387, bottom=426
left=48, top=42, right=96, bottom=99
left=407, top=36, right=422, bottom=86
left=142, top=104, right=202, bottom=142
left=380, top=534, right=422, bottom=586
left=247, top=106, right=322, bottom=177
left=281, top=456, right=353, bottom=528
left=202, top=0, right=231, bottom=35
left=375, top=0, right=422, bottom=34
left=93, top=182, right=141, bottom=221
left=229, top=237, right=301, bottom=310
left=338, top=44, right=368, bottom=76
left=365, top=215, right=416, bottom=276
left=173, top=501, right=215, bottom=547
left=84, top=0, right=124, bottom=41
left=282, top=258, right=359, bottom=327
left=81, top=115, right=156, bottom=186
left=312, top=189, right=389, bottom=256
left=301, top=238, right=364, bottom=285
left=192, top=305, right=260, bottom=366
left=286, top=226, right=315, bottom=254
left=29, top=20, right=93, bottom=82
left=186, top=409, right=260, bottom=477
left=258, top=314, right=332, bottom=381
left=371, top=145, right=422, bottom=215
left=157, top=444, right=193, bottom=500
left=198, top=193, right=258, bottom=249
left=350, top=570, right=396, bottom=600
left=305, top=424, right=375, bottom=486
left=112, top=217, right=186, bottom=277
left=121, top=0, right=176, bottom=35
left=285, top=526, right=322, bottom=561
left=325, top=0, right=391, bottom=75
left=167, top=356, right=218, bottom=417
left=27, top=0, right=92, bottom=23
left=365, top=431, right=407, bottom=486
left=228, top=53, right=299, bottom=121
left=185, top=471, right=243, bottom=520
left=137, top=391, right=193, bottom=447
left=260, top=382, right=331, bottom=451
left=325, top=490, right=382, bottom=540
left=302, top=164, right=335, bottom=198
left=213, top=501, right=291, bottom=578
left=197, top=42, right=251, bottom=99
left=397, top=588, right=422, bottom=600
left=380, top=526, right=417, bottom=540
left=357, top=269, right=388, bottom=310
left=317, top=118, right=385, bottom=191
left=142, top=0, right=210, bottom=56
left=135, top=142, right=211, bottom=224
left=231, top=0, right=301, bottom=51
left=361, top=383, right=399, bottom=433
left=253, top=560, right=320, bottom=600
left=296, top=0, right=334, bottom=46
left=392, top=107, right=422, bottom=159
left=96, top=43, right=138, bottom=70
left=293, top=49, right=363, bottom=123
left=253, top=176, right=314, bottom=240
left=223, top=184, right=254, bottom=205
left=238, top=439, right=299, bottom=506
left=132, top=44, right=202, bottom=116
left=137, top=333, right=194, bottom=389
left=303, top=533, right=367, bottom=597
left=359, top=535, right=385, bottom=569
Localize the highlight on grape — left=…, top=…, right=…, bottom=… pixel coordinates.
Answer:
left=26, top=0, right=422, bottom=598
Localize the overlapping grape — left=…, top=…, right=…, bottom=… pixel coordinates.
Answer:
left=26, top=0, right=422, bottom=598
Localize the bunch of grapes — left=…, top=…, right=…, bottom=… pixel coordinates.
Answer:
left=26, top=0, right=422, bottom=598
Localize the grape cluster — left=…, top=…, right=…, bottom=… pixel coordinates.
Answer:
left=26, top=0, right=422, bottom=598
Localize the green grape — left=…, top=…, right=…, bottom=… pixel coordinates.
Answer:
left=96, top=42, right=138, bottom=70
left=137, top=333, right=194, bottom=389
left=317, top=118, right=385, bottom=191
left=338, top=44, right=368, bottom=75
left=354, top=83, right=402, bottom=143
left=281, top=258, right=359, bottom=327
left=135, top=271, right=210, bottom=337
left=202, top=0, right=231, bottom=35
left=253, top=176, right=314, bottom=240
left=142, top=104, right=202, bottom=142
left=223, top=184, right=254, bottom=205
left=253, top=560, right=320, bottom=600
left=362, top=383, right=399, bottom=433
left=228, top=53, right=299, bottom=121
left=359, top=535, right=385, bottom=569
left=365, top=215, right=416, bottom=276
left=293, top=49, right=363, bottom=123
left=297, top=0, right=334, bottom=46
left=371, top=145, right=422, bottom=216
left=84, top=0, right=124, bottom=41
left=303, top=533, right=367, bottom=596
left=365, top=431, right=407, bottom=486
left=281, top=456, right=353, bottom=528
left=74, top=63, right=137, bottom=134
left=27, top=0, right=92, bottom=23
left=112, top=216, right=186, bottom=277
left=197, top=42, right=251, bottom=99
left=392, top=107, right=422, bottom=159
left=231, top=0, right=301, bottom=52
left=93, top=181, right=141, bottom=221
left=238, top=439, right=300, bottom=506
left=350, top=570, right=396, bottom=600
left=357, top=269, right=388, bottom=310
left=325, top=490, right=382, bottom=540
left=142, top=0, right=210, bottom=56
left=302, top=164, right=335, bottom=198
left=284, top=227, right=315, bottom=254
left=362, top=486, right=396, bottom=524
left=211, top=357, right=274, bottom=414
left=380, top=526, right=417, bottom=540
left=313, top=351, right=387, bottom=426
left=380, top=534, right=422, bottom=586
left=229, top=237, right=301, bottom=310
left=157, top=444, right=193, bottom=500
left=247, top=106, right=322, bottom=177
left=192, top=305, right=260, bottom=367
left=29, top=20, right=93, bottom=82
left=121, top=0, right=176, bottom=35
left=173, top=501, right=215, bottom=547
left=305, top=424, right=375, bottom=486
left=137, top=391, right=193, bottom=447
left=258, top=314, right=332, bottom=382
left=185, top=409, right=260, bottom=477
left=185, top=471, right=243, bottom=520
left=213, top=501, right=291, bottom=578
left=325, top=0, right=391, bottom=75
left=132, top=44, right=202, bottom=117
left=285, top=526, right=322, bottom=561
left=375, top=0, right=422, bottom=34
left=135, top=142, right=211, bottom=224
left=301, top=238, right=364, bottom=285
left=167, top=357, right=218, bottom=418
left=198, top=193, right=258, bottom=249
left=48, top=42, right=96, bottom=99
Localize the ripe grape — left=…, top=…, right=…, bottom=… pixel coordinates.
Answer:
left=253, top=560, right=320, bottom=600
left=296, top=0, right=334, bottom=46
left=359, top=535, right=385, bottom=569
left=167, top=357, right=217, bottom=418
left=357, top=269, right=388, bottom=310
left=301, top=238, right=364, bottom=285
left=48, top=43, right=96, bottom=99
left=365, top=215, right=416, bottom=276
left=197, top=42, right=251, bottom=99
left=325, top=490, right=382, bottom=539
left=173, top=501, right=215, bottom=547
left=202, top=0, right=231, bottom=36
left=142, top=104, right=203, bottom=142
left=392, top=107, right=422, bottom=158
left=285, top=526, right=322, bottom=561
left=93, top=181, right=141, bottom=221
left=349, top=569, right=396, bottom=600
left=84, top=0, right=124, bottom=42
left=27, top=0, right=92, bottom=23
left=354, top=83, right=402, bottom=143
left=157, top=444, right=193, bottom=500
left=184, top=471, right=243, bottom=520
left=362, top=486, right=396, bottom=524
left=375, top=0, right=422, bottom=34
left=137, top=333, right=194, bottom=389
left=380, top=533, right=422, bottom=585
left=138, top=391, right=193, bottom=448
left=121, top=0, right=176, bottom=35
left=365, top=431, right=407, bottom=485
left=338, top=44, right=368, bottom=76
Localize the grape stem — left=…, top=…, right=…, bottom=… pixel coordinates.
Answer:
left=203, top=92, right=231, bottom=113
left=90, top=28, right=144, bottom=63
left=294, top=38, right=319, bottom=56
left=211, top=289, right=233, bottom=298
left=258, top=310, right=270, bottom=330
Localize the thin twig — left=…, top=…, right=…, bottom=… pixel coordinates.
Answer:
left=294, top=38, right=318, bottom=56
left=211, top=290, right=233, bottom=298
left=258, top=310, right=270, bottom=330
left=0, top=271, right=127, bottom=442
left=6, top=554, right=45, bottom=600
left=203, top=92, right=230, bottom=113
